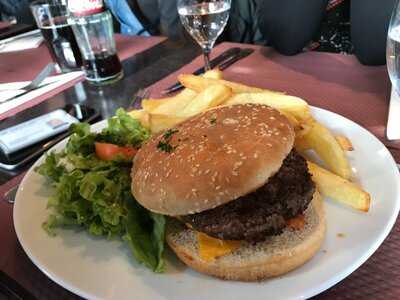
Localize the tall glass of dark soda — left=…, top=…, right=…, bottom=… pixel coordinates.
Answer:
left=30, top=0, right=82, bottom=72
left=68, top=0, right=123, bottom=85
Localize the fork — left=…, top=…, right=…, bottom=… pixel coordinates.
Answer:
left=16, top=62, right=56, bottom=92
left=0, top=63, right=56, bottom=105
left=128, top=88, right=150, bottom=110
left=1, top=62, right=56, bottom=93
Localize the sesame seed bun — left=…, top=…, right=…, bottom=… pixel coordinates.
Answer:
left=131, top=104, right=295, bottom=216
left=166, top=191, right=325, bottom=281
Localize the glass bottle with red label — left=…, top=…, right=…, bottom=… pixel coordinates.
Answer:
left=68, top=0, right=123, bottom=84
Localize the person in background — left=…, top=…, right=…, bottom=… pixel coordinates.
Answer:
left=107, top=0, right=397, bottom=66
left=106, top=0, right=263, bottom=42
left=256, top=0, right=397, bottom=65
left=105, top=0, right=184, bottom=40
left=0, top=0, right=35, bottom=24
left=105, top=0, right=150, bottom=37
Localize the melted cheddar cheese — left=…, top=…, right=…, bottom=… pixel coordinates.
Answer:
left=197, top=232, right=242, bottom=262
left=286, top=213, right=305, bottom=230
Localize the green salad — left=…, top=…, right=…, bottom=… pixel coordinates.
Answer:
left=35, top=109, right=165, bottom=273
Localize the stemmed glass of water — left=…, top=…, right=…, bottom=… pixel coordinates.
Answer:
left=387, top=1, right=400, bottom=92
left=178, top=0, right=231, bottom=71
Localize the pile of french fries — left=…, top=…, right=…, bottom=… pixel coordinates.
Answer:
left=128, top=70, right=371, bottom=212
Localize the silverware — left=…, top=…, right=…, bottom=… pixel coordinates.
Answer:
left=386, top=87, right=400, bottom=140
left=0, top=62, right=56, bottom=104
left=20, top=62, right=56, bottom=92
left=162, top=47, right=242, bottom=94
left=3, top=184, right=18, bottom=204
left=129, top=88, right=150, bottom=110
left=216, top=48, right=254, bottom=70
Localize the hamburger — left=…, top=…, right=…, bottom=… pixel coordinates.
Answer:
left=131, top=103, right=325, bottom=281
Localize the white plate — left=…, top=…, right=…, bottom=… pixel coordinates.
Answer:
left=14, top=107, right=400, bottom=300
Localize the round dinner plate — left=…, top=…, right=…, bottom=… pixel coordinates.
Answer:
left=14, top=107, right=400, bottom=300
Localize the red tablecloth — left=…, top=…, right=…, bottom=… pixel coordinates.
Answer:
left=0, top=35, right=165, bottom=121
left=0, top=35, right=165, bottom=83
left=150, top=42, right=399, bottom=162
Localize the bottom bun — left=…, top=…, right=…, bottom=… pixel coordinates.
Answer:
left=166, top=191, right=326, bottom=281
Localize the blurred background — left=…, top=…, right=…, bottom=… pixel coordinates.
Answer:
left=0, top=0, right=397, bottom=66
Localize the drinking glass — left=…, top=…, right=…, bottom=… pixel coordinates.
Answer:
left=387, top=0, right=400, bottom=92
left=30, top=0, right=82, bottom=72
left=178, top=0, right=231, bottom=70
left=69, top=11, right=123, bottom=84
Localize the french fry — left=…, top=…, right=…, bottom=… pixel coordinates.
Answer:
left=335, top=135, right=354, bottom=151
left=141, top=70, right=223, bottom=115
left=203, top=68, right=223, bottom=79
left=302, top=121, right=351, bottom=179
left=295, top=135, right=310, bottom=152
left=296, top=133, right=354, bottom=152
left=307, top=161, right=370, bottom=212
left=281, top=111, right=301, bottom=129
left=148, top=114, right=186, bottom=133
left=178, top=84, right=232, bottom=117
left=178, top=74, right=281, bottom=94
left=142, top=88, right=197, bottom=115
left=226, top=92, right=312, bottom=122
left=127, top=109, right=150, bottom=128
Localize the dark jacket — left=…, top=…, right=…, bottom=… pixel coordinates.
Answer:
left=0, top=0, right=35, bottom=24
left=127, top=0, right=396, bottom=65
left=131, top=0, right=264, bottom=43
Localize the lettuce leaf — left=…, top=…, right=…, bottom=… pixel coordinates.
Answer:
left=36, top=109, right=166, bottom=272
left=35, top=152, right=66, bottom=183
left=97, top=108, right=150, bottom=146
left=124, top=200, right=166, bottom=272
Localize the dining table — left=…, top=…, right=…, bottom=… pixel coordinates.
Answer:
left=0, top=33, right=399, bottom=299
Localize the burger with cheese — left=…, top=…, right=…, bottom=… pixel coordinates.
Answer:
left=131, top=103, right=325, bottom=281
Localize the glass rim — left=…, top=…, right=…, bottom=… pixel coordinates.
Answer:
left=30, top=0, right=68, bottom=9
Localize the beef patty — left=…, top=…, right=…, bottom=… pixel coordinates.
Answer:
left=180, top=150, right=315, bottom=242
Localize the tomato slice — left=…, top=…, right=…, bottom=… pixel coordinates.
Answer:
left=95, top=142, right=137, bottom=161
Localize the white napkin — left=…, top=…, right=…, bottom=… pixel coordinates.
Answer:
left=0, top=71, right=84, bottom=114
left=0, top=29, right=44, bottom=53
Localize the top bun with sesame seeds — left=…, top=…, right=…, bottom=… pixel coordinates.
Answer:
left=131, top=103, right=295, bottom=216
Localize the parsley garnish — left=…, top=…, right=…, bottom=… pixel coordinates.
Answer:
left=157, top=141, right=175, bottom=153
left=163, top=129, right=178, bottom=139
left=157, top=129, right=179, bottom=153
left=210, top=117, right=217, bottom=124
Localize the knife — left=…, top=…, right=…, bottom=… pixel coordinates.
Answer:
left=0, top=63, right=56, bottom=104
left=386, top=87, right=400, bottom=140
left=163, top=47, right=242, bottom=94
left=217, top=48, right=254, bottom=70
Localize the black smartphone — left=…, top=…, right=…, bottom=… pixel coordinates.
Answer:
left=0, top=104, right=100, bottom=171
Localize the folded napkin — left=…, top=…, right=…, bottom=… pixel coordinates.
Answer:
left=0, top=29, right=43, bottom=53
left=0, top=71, right=84, bottom=115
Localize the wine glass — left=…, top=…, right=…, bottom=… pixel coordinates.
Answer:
left=178, top=0, right=231, bottom=71
left=387, top=0, right=400, bottom=92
